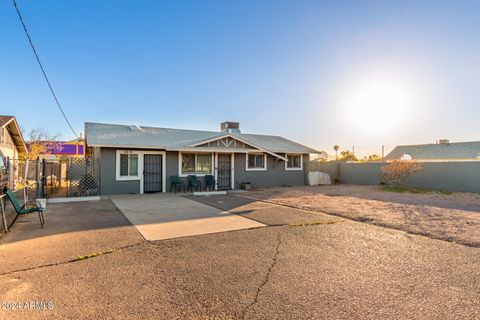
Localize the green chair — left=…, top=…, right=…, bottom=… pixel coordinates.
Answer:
left=170, top=175, right=185, bottom=193
left=187, top=175, right=201, bottom=192
left=4, top=190, right=45, bottom=228
left=204, top=175, right=215, bottom=191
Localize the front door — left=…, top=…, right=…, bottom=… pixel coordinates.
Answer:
left=217, top=153, right=231, bottom=190
left=143, top=154, right=162, bottom=193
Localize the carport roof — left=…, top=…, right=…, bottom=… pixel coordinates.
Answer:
left=85, top=122, right=320, bottom=155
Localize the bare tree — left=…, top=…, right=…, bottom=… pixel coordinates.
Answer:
left=27, top=128, right=62, bottom=160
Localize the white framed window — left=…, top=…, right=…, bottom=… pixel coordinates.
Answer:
left=246, top=153, right=267, bottom=171
left=116, top=150, right=139, bottom=180
left=179, top=152, right=212, bottom=176
left=285, top=154, right=303, bottom=170
left=116, top=151, right=140, bottom=180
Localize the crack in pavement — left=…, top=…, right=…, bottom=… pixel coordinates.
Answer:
left=242, top=232, right=282, bottom=320
left=0, top=241, right=146, bottom=277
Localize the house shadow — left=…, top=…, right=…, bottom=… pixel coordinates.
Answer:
left=243, top=185, right=480, bottom=214
left=0, top=194, right=262, bottom=246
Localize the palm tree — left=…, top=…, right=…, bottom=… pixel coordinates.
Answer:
left=333, top=145, right=339, bottom=160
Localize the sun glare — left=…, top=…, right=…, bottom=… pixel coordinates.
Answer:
left=344, top=78, right=413, bottom=135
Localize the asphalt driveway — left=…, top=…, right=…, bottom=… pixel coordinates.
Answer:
left=0, top=194, right=479, bottom=319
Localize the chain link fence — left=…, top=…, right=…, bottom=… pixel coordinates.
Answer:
left=42, top=157, right=100, bottom=198
left=1, top=156, right=99, bottom=233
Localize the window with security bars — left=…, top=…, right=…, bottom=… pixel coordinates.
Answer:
left=247, top=154, right=266, bottom=169
left=120, top=154, right=138, bottom=176
left=286, top=154, right=302, bottom=169
left=181, top=153, right=211, bottom=174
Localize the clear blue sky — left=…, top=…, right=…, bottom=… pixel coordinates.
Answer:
left=1, top=0, right=479, bottom=156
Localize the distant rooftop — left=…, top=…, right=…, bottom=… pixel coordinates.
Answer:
left=385, top=140, right=480, bottom=160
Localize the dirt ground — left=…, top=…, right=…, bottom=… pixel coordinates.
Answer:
left=235, top=185, right=480, bottom=247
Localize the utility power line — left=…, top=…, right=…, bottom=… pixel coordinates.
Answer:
left=12, top=0, right=79, bottom=138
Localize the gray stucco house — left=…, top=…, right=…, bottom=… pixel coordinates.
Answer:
left=85, top=121, right=319, bottom=194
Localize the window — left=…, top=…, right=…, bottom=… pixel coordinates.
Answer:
left=246, top=153, right=267, bottom=171
left=181, top=153, right=211, bottom=175
left=286, top=154, right=302, bottom=170
left=119, top=154, right=138, bottom=177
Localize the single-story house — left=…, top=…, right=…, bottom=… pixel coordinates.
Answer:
left=0, top=116, right=28, bottom=189
left=385, top=139, right=480, bottom=161
left=85, top=121, right=320, bottom=194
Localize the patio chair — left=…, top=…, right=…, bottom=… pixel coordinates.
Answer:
left=187, top=175, right=201, bottom=192
left=169, top=175, right=185, bottom=193
left=3, top=190, right=45, bottom=228
left=204, top=175, right=215, bottom=191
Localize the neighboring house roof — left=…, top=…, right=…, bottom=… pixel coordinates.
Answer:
left=385, top=141, right=480, bottom=160
left=85, top=122, right=320, bottom=157
left=0, top=115, right=28, bottom=155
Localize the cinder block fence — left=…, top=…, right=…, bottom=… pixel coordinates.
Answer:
left=309, top=161, right=480, bottom=193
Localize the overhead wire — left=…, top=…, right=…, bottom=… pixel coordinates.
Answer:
left=12, top=0, right=79, bottom=138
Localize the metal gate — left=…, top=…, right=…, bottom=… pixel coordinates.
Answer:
left=143, top=154, right=162, bottom=193
left=217, top=154, right=231, bottom=190
left=43, top=157, right=100, bottom=198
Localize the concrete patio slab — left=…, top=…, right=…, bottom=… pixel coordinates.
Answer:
left=109, top=193, right=265, bottom=240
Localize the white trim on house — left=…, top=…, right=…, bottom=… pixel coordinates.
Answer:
left=115, top=150, right=140, bottom=181
left=214, top=152, right=218, bottom=190
left=178, top=151, right=214, bottom=177
left=285, top=154, right=303, bottom=171
left=231, top=153, right=235, bottom=189
left=115, top=150, right=166, bottom=194
left=245, top=152, right=267, bottom=171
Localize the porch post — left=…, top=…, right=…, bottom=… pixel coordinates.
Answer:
left=214, top=153, right=218, bottom=191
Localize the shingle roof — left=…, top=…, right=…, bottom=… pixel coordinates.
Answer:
left=385, top=141, right=480, bottom=160
left=85, top=122, right=319, bottom=154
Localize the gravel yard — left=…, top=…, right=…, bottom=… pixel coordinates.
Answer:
left=236, top=185, right=480, bottom=247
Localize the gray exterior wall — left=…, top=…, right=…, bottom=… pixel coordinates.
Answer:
left=98, top=148, right=141, bottom=195
left=312, top=161, right=480, bottom=193
left=234, top=153, right=308, bottom=189
left=96, top=147, right=309, bottom=194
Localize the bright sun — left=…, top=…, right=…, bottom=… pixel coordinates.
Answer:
left=344, top=78, right=413, bottom=135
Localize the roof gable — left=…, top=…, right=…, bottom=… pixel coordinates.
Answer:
left=0, top=115, right=27, bottom=155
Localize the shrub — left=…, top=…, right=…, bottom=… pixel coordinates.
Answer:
left=380, top=160, right=422, bottom=187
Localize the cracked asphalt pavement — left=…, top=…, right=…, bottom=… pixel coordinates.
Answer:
left=0, top=196, right=479, bottom=319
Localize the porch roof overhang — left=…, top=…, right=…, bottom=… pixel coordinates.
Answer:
left=1, top=116, right=28, bottom=155
left=187, top=133, right=287, bottom=161
left=87, top=143, right=288, bottom=161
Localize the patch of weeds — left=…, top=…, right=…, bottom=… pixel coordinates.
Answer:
left=289, top=220, right=339, bottom=227
left=382, top=185, right=452, bottom=195
left=73, top=249, right=115, bottom=262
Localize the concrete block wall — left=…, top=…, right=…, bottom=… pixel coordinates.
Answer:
left=311, top=161, right=480, bottom=193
